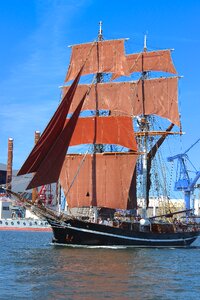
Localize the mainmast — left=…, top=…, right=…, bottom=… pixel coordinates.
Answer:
left=139, top=34, right=149, bottom=218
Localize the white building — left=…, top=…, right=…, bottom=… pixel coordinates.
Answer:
left=0, top=197, right=12, bottom=219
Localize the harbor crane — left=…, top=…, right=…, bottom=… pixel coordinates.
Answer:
left=167, top=138, right=200, bottom=215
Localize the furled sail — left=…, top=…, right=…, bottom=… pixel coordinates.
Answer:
left=127, top=168, right=137, bottom=210
left=63, top=77, right=179, bottom=126
left=65, top=39, right=130, bottom=82
left=146, top=123, right=175, bottom=208
left=17, top=67, right=83, bottom=176
left=27, top=94, right=87, bottom=190
left=60, top=153, right=138, bottom=210
left=66, top=116, right=137, bottom=151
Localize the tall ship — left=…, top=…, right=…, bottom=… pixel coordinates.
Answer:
left=8, top=23, right=200, bottom=247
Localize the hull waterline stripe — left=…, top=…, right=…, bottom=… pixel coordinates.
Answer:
left=50, top=243, right=194, bottom=248
left=52, top=223, right=196, bottom=243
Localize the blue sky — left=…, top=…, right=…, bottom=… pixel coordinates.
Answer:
left=0, top=0, right=200, bottom=172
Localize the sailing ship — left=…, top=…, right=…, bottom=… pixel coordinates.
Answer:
left=10, top=23, right=200, bottom=247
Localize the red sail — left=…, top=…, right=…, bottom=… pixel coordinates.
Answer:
left=127, top=49, right=177, bottom=74
left=63, top=77, right=179, bottom=126
left=59, top=153, right=138, bottom=210
left=65, top=39, right=130, bottom=82
left=143, top=77, right=179, bottom=126
left=27, top=94, right=87, bottom=189
left=18, top=67, right=83, bottom=176
left=66, top=116, right=137, bottom=151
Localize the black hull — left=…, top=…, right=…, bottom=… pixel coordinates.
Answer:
left=47, top=218, right=200, bottom=247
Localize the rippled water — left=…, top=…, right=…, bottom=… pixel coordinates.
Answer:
left=0, top=231, right=200, bottom=300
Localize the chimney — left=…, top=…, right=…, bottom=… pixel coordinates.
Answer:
left=6, top=138, right=13, bottom=190
left=32, top=131, right=40, bottom=202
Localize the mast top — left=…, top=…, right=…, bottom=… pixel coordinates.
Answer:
left=98, top=21, right=103, bottom=41
left=144, top=34, right=147, bottom=52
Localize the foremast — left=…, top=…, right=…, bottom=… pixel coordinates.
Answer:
left=94, top=21, right=104, bottom=153
left=92, top=21, right=104, bottom=220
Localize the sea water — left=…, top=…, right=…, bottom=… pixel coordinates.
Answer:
left=0, top=231, right=200, bottom=300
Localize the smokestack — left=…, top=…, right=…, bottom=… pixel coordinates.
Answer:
left=6, top=138, right=13, bottom=190
left=34, top=131, right=40, bottom=144
left=32, top=131, right=40, bottom=202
